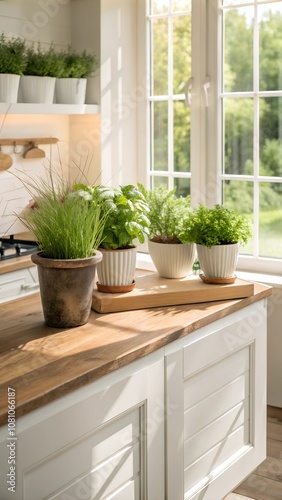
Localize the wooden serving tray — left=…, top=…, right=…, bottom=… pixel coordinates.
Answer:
left=92, top=273, right=254, bottom=313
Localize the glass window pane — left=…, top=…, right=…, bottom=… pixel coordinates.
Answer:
left=173, top=15, right=191, bottom=94
left=223, top=8, right=253, bottom=92
left=259, top=3, right=282, bottom=91
left=223, top=1, right=251, bottom=5
left=172, top=0, right=191, bottom=12
left=259, top=183, right=282, bottom=258
left=223, top=180, right=254, bottom=255
left=152, top=101, right=168, bottom=171
left=224, top=98, right=254, bottom=175
left=174, top=177, right=190, bottom=197
left=173, top=100, right=190, bottom=172
left=151, top=177, right=169, bottom=189
left=152, top=0, right=168, bottom=15
left=260, top=97, right=282, bottom=177
left=152, top=18, right=168, bottom=95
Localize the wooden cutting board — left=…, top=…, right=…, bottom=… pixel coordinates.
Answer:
left=92, top=273, right=254, bottom=313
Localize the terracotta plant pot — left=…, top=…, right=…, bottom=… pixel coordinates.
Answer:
left=31, top=251, right=102, bottom=328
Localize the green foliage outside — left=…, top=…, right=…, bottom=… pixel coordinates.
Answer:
left=152, top=5, right=282, bottom=257
left=0, top=33, right=26, bottom=75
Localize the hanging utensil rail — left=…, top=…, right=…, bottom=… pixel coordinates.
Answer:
left=0, top=138, right=58, bottom=146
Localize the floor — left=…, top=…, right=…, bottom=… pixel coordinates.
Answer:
left=224, top=406, right=282, bottom=500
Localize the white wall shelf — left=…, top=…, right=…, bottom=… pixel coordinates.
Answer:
left=0, top=103, right=100, bottom=115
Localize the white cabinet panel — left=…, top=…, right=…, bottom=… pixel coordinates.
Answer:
left=0, top=267, right=39, bottom=303
left=24, top=409, right=141, bottom=500
left=0, top=352, right=165, bottom=500
left=166, top=301, right=267, bottom=500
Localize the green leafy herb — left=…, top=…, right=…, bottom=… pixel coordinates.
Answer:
left=0, top=33, right=26, bottom=75
left=74, top=184, right=150, bottom=250
left=185, top=204, right=253, bottom=248
left=138, top=183, right=191, bottom=244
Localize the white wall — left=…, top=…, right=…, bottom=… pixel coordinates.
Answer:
left=0, top=0, right=73, bottom=236
left=267, top=287, right=282, bottom=407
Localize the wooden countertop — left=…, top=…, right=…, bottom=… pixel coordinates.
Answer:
left=0, top=282, right=272, bottom=426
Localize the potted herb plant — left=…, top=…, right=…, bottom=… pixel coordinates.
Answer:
left=55, top=47, right=99, bottom=104
left=0, top=33, right=26, bottom=103
left=19, top=42, right=63, bottom=104
left=74, top=184, right=150, bottom=292
left=185, top=204, right=252, bottom=281
left=139, top=184, right=195, bottom=278
left=19, top=172, right=107, bottom=327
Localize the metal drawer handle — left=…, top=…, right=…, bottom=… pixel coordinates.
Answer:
left=21, top=283, right=39, bottom=290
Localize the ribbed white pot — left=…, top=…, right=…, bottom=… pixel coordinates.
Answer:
left=97, top=247, right=137, bottom=286
left=55, top=78, right=87, bottom=104
left=0, top=74, right=20, bottom=103
left=148, top=240, right=196, bottom=279
left=19, top=76, right=56, bottom=103
left=196, top=243, right=239, bottom=278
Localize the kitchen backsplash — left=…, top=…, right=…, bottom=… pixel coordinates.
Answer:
left=0, top=114, right=69, bottom=237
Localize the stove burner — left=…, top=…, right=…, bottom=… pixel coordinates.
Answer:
left=0, top=236, right=39, bottom=260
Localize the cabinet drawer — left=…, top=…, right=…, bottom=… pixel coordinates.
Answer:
left=0, top=267, right=39, bottom=303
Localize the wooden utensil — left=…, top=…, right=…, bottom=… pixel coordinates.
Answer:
left=23, top=143, right=45, bottom=159
left=0, top=148, right=13, bottom=171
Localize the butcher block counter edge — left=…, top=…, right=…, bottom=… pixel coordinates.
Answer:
left=0, top=282, right=272, bottom=426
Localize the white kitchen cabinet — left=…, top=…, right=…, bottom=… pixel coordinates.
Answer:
left=0, top=299, right=268, bottom=499
left=0, top=266, right=39, bottom=304
left=0, top=351, right=165, bottom=500
left=165, top=300, right=267, bottom=500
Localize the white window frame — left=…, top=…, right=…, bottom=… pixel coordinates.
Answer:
left=137, top=0, right=282, bottom=276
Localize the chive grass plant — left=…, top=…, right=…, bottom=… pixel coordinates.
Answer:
left=19, top=169, right=108, bottom=260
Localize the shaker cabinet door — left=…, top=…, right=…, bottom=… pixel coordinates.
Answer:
left=0, top=352, right=164, bottom=500
left=165, top=301, right=267, bottom=500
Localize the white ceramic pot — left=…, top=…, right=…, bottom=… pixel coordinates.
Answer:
left=196, top=243, right=239, bottom=278
left=0, top=74, right=20, bottom=103
left=148, top=240, right=196, bottom=279
left=97, top=247, right=137, bottom=287
left=55, top=78, right=87, bottom=104
left=19, top=76, right=56, bottom=104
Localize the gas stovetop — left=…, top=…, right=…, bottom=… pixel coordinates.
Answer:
left=0, top=236, right=39, bottom=260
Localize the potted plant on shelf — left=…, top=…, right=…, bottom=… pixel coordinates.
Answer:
left=19, top=172, right=108, bottom=327
left=55, top=46, right=99, bottom=104
left=0, top=33, right=26, bottom=103
left=19, top=42, right=63, bottom=104
left=139, top=183, right=195, bottom=278
left=185, top=204, right=252, bottom=282
left=74, top=184, right=150, bottom=292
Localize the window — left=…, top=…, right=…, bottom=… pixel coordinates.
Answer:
left=220, top=0, right=282, bottom=274
left=148, top=0, right=192, bottom=196
left=145, top=0, right=282, bottom=274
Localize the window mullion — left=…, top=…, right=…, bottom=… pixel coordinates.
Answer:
left=168, top=4, right=174, bottom=189
left=253, top=1, right=260, bottom=258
